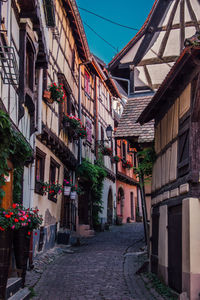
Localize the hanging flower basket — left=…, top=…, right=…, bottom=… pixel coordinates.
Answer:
left=113, top=155, right=121, bottom=163
left=64, top=186, right=71, bottom=196
left=0, top=230, right=13, bottom=300
left=63, top=114, right=81, bottom=129
left=48, top=83, right=65, bottom=104
left=70, top=191, right=77, bottom=200
left=101, top=146, right=112, bottom=156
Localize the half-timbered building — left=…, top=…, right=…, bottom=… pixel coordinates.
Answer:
left=139, top=40, right=200, bottom=299
left=32, top=0, right=92, bottom=252
left=108, top=0, right=200, bottom=227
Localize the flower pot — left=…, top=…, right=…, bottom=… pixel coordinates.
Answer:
left=70, top=191, right=77, bottom=200
left=13, top=228, right=31, bottom=287
left=43, top=90, right=53, bottom=104
left=0, top=230, right=13, bottom=300
left=64, top=186, right=71, bottom=196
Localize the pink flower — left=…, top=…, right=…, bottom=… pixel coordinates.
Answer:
left=11, top=225, right=15, bottom=229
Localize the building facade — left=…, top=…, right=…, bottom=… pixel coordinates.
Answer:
left=139, top=43, right=200, bottom=299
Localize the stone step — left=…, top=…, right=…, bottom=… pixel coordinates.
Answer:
left=80, top=229, right=95, bottom=237
left=6, top=278, right=23, bottom=299
left=8, top=287, right=30, bottom=300
left=79, top=224, right=90, bottom=231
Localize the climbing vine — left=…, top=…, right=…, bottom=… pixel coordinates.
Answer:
left=76, top=156, right=107, bottom=226
left=134, top=147, right=156, bottom=180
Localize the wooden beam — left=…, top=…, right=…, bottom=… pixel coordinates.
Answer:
left=158, top=0, right=180, bottom=58
left=186, top=0, right=200, bottom=32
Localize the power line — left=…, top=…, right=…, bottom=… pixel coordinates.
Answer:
left=78, top=6, right=139, bottom=31
left=83, top=21, right=119, bottom=52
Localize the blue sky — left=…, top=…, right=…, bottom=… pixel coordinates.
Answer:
left=76, top=0, right=155, bottom=64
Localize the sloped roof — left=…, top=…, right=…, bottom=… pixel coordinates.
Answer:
left=62, top=0, right=90, bottom=61
left=108, top=0, right=200, bottom=92
left=115, top=95, right=154, bottom=143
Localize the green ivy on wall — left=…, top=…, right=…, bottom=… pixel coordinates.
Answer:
left=76, top=157, right=107, bottom=226
left=0, top=110, right=32, bottom=204
left=134, top=147, right=156, bottom=180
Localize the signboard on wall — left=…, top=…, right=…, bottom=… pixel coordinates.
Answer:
left=86, top=118, right=92, bottom=143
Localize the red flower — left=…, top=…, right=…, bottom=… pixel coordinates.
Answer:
left=0, top=226, right=5, bottom=231
left=12, top=203, right=17, bottom=209
left=5, top=214, right=11, bottom=218
left=28, top=231, right=31, bottom=235
left=14, top=218, right=19, bottom=223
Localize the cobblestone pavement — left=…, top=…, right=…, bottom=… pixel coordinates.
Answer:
left=30, top=223, right=161, bottom=300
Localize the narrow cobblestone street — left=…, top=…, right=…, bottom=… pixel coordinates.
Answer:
left=31, top=223, right=150, bottom=300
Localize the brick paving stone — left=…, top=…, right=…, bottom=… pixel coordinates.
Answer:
left=28, top=223, right=163, bottom=300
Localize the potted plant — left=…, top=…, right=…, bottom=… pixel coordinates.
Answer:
left=122, top=160, right=133, bottom=169
left=42, top=181, right=63, bottom=200
left=12, top=204, right=43, bottom=286
left=113, top=155, right=121, bottom=163
left=0, top=207, right=14, bottom=300
left=63, top=114, right=81, bottom=129
left=43, top=90, right=53, bottom=104
left=75, top=126, right=87, bottom=139
left=70, top=184, right=81, bottom=200
left=48, top=83, right=65, bottom=104
left=101, top=146, right=113, bottom=156
left=63, top=179, right=72, bottom=196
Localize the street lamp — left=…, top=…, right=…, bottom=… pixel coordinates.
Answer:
left=105, top=125, right=113, bottom=141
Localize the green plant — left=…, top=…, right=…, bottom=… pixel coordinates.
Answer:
left=0, top=110, right=32, bottom=204
left=76, top=158, right=106, bottom=226
left=71, top=184, right=82, bottom=194
left=122, top=159, right=133, bottom=169
left=142, top=272, right=178, bottom=299
left=41, top=181, right=63, bottom=197
left=134, top=147, right=156, bottom=180
left=101, top=146, right=112, bottom=156
left=76, top=126, right=87, bottom=139
left=63, top=114, right=81, bottom=129
left=13, top=167, right=23, bottom=203
left=113, top=155, right=121, bottom=163
left=49, top=83, right=65, bottom=103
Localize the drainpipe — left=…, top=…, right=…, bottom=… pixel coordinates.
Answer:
left=94, top=76, right=98, bottom=159
left=109, top=75, right=130, bottom=97
left=29, top=68, right=44, bottom=208
left=78, top=60, right=91, bottom=165
left=37, top=68, right=43, bottom=134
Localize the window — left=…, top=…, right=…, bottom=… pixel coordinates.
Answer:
left=84, top=70, right=90, bottom=95
left=48, top=157, right=60, bottom=202
left=122, top=142, right=126, bottom=160
left=26, top=42, right=34, bottom=91
left=35, top=148, right=46, bottom=195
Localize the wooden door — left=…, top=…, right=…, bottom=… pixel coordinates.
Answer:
left=1, top=160, right=13, bottom=209
left=151, top=206, right=159, bottom=274
left=168, top=205, right=182, bottom=293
